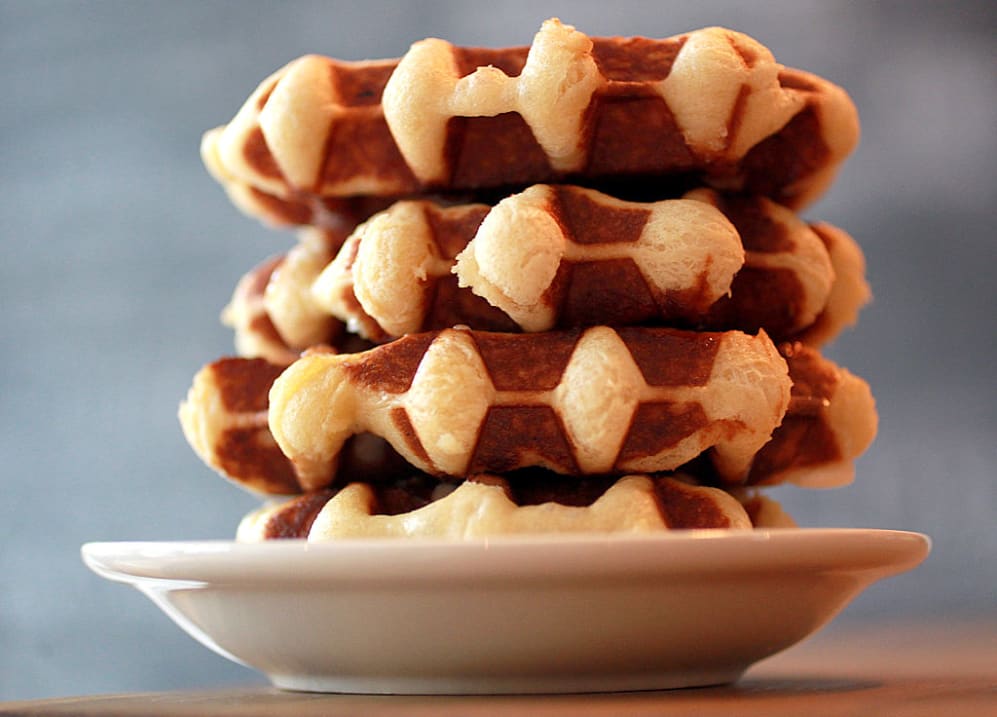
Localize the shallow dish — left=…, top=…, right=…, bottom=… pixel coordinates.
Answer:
left=82, top=528, right=929, bottom=694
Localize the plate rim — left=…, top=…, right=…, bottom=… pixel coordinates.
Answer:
left=82, top=528, right=931, bottom=587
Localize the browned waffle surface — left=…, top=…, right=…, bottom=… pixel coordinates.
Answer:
left=737, top=491, right=798, bottom=527
left=179, top=357, right=413, bottom=495
left=790, top=222, right=871, bottom=346
left=222, top=229, right=347, bottom=364
left=688, top=189, right=837, bottom=339
left=236, top=473, right=755, bottom=540
left=682, top=341, right=877, bottom=488
left=222, top=227, right=389, bottom=363
left=202, top=19, right=858, bottom=228
left=180, top=357, right=299, bottom=494
left=222, top=254, right=294, bottom=363
left=240, top=186, right=857, bottom=351
left=312, top=185, right=744, bottom=340
left=179, top=339, right=874, bottom=495
left=267, top=326, right=791, bottom=490
left=746, top=341, right=877, bottom=487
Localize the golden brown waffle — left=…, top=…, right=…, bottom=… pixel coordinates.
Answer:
left=313, top=185, right=744, bottom=340
left=736, top=491, right=798, bottom=528
left=179, top=357, right=413, bottom=495
left=221, top=228, right=347, bottom=364
left=225, top=186, right=858, bottom=353
left=791, top=222, right=871, bottom=346
left=202, top=19, right=859, bottom=229
left=687, top=189, right=837, bottom=338
left=454, top=185, right=744, bottom=333
left=267, top=326, right=791, bottom=490
left=180, top=357, right=299, bottom=494
left=236, top=473, right=753, bottom=540
left=682, top=342, right=879, bottom=488
left=222, top=254, right=295, bottom=364
left=682, top=340, right=876, bottom=488
left=746, top=341, right=877, bottom=487
left=314, top=201, right=518, bottom=341
left=179, top=342, right=873, bottom=496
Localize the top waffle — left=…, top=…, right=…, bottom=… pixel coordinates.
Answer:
left=202, top=19, right=859, bottom=228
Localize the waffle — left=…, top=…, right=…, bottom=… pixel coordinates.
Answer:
left=222, top=228, right=347, bottom=364
left=455, top=186, right=744, bottom=333
left=313, top=201, right=518, bottom=341
left=680, top=341, right=876, bottom=488
left=246, top=186, right=848, bottom=349
left=792, top=222, right=871, bottom=346
left=235, top=473, right=753, bottom=540
left=180, top=337, right=873, bottom=495
left=745, top=341, right=877, bottom=487
left=180, top=357, right=298, bottom=494
left=736, top=491, right=798, bottom=528
left=179, top=357, right=412, bottom=495
left=266, top=326, right=790, bottom=490
left=222, top=255, right=296, bottom=364
left=312, top=185, right=743, bottom=340
left=202, top=19, right=859, bottom=229
left=687, top=189, right=836, bottom=338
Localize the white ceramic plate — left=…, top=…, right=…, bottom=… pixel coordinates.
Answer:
left=82, top=528, right=929, bottom=694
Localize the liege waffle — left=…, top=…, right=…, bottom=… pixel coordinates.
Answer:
left=180, top=357, right=298, bottom=494
left=236, top=185, right=856, bottom=351
left=202, top=19, right=859, bottom=230
left=222, top=228, right=347, bottom=364
left=686, top=188, right=836, bottom=339
left=736, top=491, right=798, bottom=528
left=179, top=356, right=413, bottom=495
left=745, top=341, right=877, bottom=488
left=314, top=201, right=521, bottom=342
left=266, top=326, right=791, bottom=490
left=222, top=254, right=295, bottom=364
left=220, top=220, right=868, bottom=371
left=235, top=473, right=754, bottom=540
left=222, top=185, right=868, bottom=354
left=180, top=338, right=873, bottom=496
left=791, top=222, right=871, bottom=346
left=314, top=184, right=744, bottom=340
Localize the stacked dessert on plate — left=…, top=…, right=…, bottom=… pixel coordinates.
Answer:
left=180, top=19, right=876, bottom=540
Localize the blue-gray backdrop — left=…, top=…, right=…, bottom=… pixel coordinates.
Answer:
left=1, top=0, right=994, bottom=700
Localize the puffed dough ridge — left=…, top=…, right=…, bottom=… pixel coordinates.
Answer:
left=312, top=185, right=744, bottom=339
left=236, top=475, right=754, bottom=541
left=268, top=326, right=791, bottom=490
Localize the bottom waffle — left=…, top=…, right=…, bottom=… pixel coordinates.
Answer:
left=235, top=472, right=785, bottom=541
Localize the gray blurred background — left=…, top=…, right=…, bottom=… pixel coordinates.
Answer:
left=1, top=0, right=994, bottom=701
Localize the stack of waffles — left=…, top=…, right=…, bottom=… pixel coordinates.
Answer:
left=180, top=19, right=876, bottom=540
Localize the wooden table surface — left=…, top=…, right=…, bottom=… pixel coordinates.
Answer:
left=2, top=617, right=994, bottom=716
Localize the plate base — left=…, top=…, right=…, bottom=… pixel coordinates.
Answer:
left=270, top=668, right=745, bottom=695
